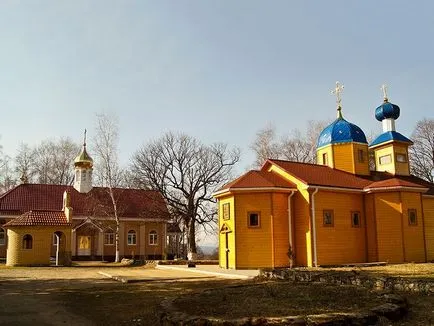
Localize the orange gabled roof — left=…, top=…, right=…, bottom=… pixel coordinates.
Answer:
left=219, top=170, right=296, bottom=191
left=265, top=159, right=371, bottom=190
left=365, top=178, right=427, bottom=190
left=4, top=210, right=70, bottom=227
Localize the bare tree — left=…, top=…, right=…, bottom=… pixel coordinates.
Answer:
left=131, top=132, right=240, bottom=257
left=250, top=124, right=280, bottom=168
left=14, top=143, right=36, bottom=183
left=92, top=112, right=123, bottom=262
left=18, top=138, right=80, bottom=185
left=0, top=155, right=16, bottom=193
left=409, top=118, right=434, bottom=182
left=251, top=120, right=328, bottom=167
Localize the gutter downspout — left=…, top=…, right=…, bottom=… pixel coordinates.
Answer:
left=287, top=191, right=296, bottom=264
left=311, top=187, right=319, bottom=267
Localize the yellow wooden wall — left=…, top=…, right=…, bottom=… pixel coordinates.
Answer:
left=373, top=143, right=410, bottom=176
left=352, top=143, right=370, bottom=175
left=271, top=193, right=290, bottom=267
left=375, top=193, right=404, bottom=263
left=233, top=193, right=273, bottom=268
left=293, top=190, right=311, bottom=267
left=364, top=194, right=378, bottom=262
left=218, top=196, right=236, bottom=268
left=316, top=143, right=369, bottom=175
left=423, top=196, right=434, bottom=261
left=314, top=191, right=366, bottom=265
left=400, top=192, right=425, bottom=262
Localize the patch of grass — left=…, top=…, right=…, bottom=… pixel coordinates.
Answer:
left=173, top=282, right=385, bottom=319
left=323, top=263, right=434, bottom=279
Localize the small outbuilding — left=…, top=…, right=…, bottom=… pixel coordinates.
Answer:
left=4, top=192, right=72, bottom=266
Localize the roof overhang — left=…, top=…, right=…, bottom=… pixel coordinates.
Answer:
left=363, top=186, right=429, bottom=194
left=307, top=185, right=363, bottom=193
left=213, top=187, right=297, bottom=198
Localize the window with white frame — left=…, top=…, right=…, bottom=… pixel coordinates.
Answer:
left=149, top=230, right=158, bottom=245
left=104, top=232, right=114, bottom=245
left=0, top=228, right=5, bottom=245
left=127, top=230, right=136, bottom=245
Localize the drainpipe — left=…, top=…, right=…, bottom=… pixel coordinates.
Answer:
left=287, top=191, right=296, bottom=261
left=310, top=187, right=319, bottom=267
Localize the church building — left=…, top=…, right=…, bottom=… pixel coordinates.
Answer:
left=0, top=133, right=171, bottom=266
left=214, top=83, right=434, bottom=268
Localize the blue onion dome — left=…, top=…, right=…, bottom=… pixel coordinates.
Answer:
left=375, top=100, right=400, bottom=121
left=317, top=114, right=368, bottom=148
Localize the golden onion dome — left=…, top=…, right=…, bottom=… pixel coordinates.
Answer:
left=74, top=130, right=93, bottom=167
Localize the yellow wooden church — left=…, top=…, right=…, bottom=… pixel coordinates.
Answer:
left=214, top=84, right=434, bottom=269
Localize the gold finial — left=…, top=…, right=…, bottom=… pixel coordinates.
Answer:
left=381, top=84, right=388, bottom=102
left=331, top=81, right=344, bottom=118
left=83, top=129, right=87, bottom=146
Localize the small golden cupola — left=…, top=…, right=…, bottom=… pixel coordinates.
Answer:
left=73, top=129, right=94, bottom=193
left=316, top=82, right=370, bottom=175
left=369, top=84, right=413, bottom=175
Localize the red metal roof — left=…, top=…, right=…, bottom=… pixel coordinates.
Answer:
left=263, top=159, right=434, bottom=192
left=4, top=210, right=70, bottom=227
left=265, top=159, right=371, bottom=189
left=0, top=184, right=170, bottom=219
left=220, top=170, right=296, bottom=191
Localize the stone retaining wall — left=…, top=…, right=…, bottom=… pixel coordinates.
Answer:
left=260, top=269, right=434, bottom=293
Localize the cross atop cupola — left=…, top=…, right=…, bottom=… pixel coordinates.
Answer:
left=331, top=81, right=344, bottom=118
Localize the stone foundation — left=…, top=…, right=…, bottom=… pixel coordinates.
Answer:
left=259, top=269, right=434, bottom=294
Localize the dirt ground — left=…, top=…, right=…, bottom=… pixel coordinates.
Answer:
left=0, top=264, right=433, bottom=325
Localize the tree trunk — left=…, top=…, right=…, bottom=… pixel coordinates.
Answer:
left=115, top=221, right=120, bottom=263
left=187, top=220, right=197, bottom=255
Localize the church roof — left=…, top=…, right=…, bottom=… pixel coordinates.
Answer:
left=267, top=159, right=371, bottom=189
left=0, top=184, right=169, bottom=219
left=369, top=131, right=413, bottom=148
left=375, top=101, right=400, bottom=121
left=219, top=170, right=296, bottom=191
left=317, top=117, right=367, bottom=148
left=4, top=210, right=70, bottom=227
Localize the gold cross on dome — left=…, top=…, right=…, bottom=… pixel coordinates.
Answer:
left=381, top=84, right=388, bottom=101
left=83, top=129, right=87, bottom=146
left=331, top=81, right=344, bottom=108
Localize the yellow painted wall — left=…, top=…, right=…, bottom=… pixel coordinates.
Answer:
left=218, top=196, right=236, bottom=268
left=271, top=193, right=290, bottom=267
left=293, top=190, right=311, bottom=266
left=400, top=192, right=425, bottom=262
left=364, top=194, right=378, bottom=262
left=373, top=143, right=410, bottom=176
left=316, top=145, right=334, bottom=168
left=317, top=143, right=369, bottom=175
left=393, top=145, right=410, bottom=176
left=6, top=226, right=71, bottom=266
left=314, top=191, right=366, bottom=265
left=352, top=143, right=370, bottom=175
left=374, top=146, right=395, bottom=174
left=267, top=165, right=312, bottom=267
left=375, top=193, right=404, bottom=263
left=423, top=196, right=434, bottom=261
left=333, top=143, right=355, bottom=174
left=234, top=193, right=273, bottom=268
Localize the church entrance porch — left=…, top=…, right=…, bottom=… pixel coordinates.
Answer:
left=72, top=219, right=104, bottom=260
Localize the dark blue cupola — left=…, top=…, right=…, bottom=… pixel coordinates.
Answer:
left=317, top=113, right=368, bottom=148
left=316, top=82, right=370, bottom=176
left=369, top=85, right=412, bottom=149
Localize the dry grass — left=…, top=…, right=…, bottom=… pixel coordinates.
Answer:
left=173, top=282, right=384, bottom=318
left=322, top=263, right=434, bottom=279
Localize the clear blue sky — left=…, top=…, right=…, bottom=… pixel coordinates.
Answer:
left=1, top=1, right=433, bottom=173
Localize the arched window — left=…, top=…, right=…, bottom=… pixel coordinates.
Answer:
left=0, top=228, right=5, bottom=245
left=23, top=234, right=33, bottom=249
left=149, top=230, right=158, bottom=245
left=127, top=230, right=136, bottom=245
